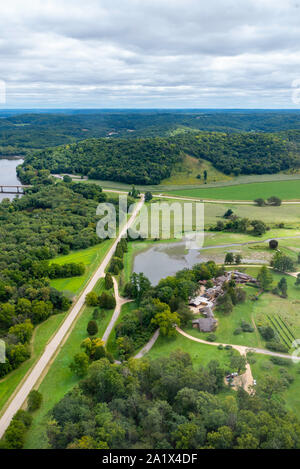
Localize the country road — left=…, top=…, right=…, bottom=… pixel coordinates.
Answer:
left=101, top=277, right=132, bottom=344
left=155, top=194, right=300, bottom=205
left=0, top=195, right=145, bottom=439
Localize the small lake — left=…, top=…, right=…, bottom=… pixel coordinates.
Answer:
left=133, top=241, right=210, bottom=285
left=0, top=157, right=24, bottom=201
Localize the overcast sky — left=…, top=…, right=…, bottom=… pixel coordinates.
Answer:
left=1, top=0, right=300, bottom=108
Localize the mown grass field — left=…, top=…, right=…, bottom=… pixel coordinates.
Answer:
left=147, top=331, right=238, bottom=369
left=164, top=180, right=300, bottom=201
left=50, top=241, right=114, bottom=296
left=24, top=278, right=115, bottom=449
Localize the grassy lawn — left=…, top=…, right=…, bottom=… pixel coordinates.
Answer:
left=164, top=180, right=300, bottom=201
left=24, top=277, right=115, bottom=449
left=147, top=331, right=238, bottom=370
left=50, top=241, right=114, bottom=296
left=0, top=311, right=67, bottom=415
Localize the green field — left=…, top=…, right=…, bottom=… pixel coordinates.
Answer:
left=160, top=155, right=230, bottom=186
left=50, top=241, right=114, bottom=295
left=0, top=311, right=67, bottom=415
left=164, top=180, right=300, bottom=201
left=147, top=331, right=238, bottom=369
left=204, top=202, right=300, bottom=228
left=24, top=278, right=115, bottom=449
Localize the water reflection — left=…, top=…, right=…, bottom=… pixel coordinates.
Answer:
left=0, top=157, right=24, bottom=201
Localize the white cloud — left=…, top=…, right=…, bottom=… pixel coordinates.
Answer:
left=0, top=0, right=300, bottom=107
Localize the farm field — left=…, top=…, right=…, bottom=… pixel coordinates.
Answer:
left=23, top=278, right=115, bottom=449
left=49, top=240, right=114, bottom=296
left=164, top=180, right=300, bottom=201
left=0, top=311, right=67, bottom=415
left=78, top=170, right=300, bottom=194
left=204, top=202, right=300, bottom=228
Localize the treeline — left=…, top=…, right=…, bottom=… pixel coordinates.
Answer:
left=0, top=176, right=119, bottom=378
left=172, top=131, right=295, bottom=175
left=2, top=111, right=300, bottom=151
left=44, top=350, right=300, bottom=449
left=22, top=130, right=299, bottom=185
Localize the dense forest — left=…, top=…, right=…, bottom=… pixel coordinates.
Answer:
left=22, top=138, right=182, bottom=185
left=1, top=110, right=300, bottom=153
left=0, top=174, right=118, bottom=378
left=44, top=350, right=300, bottom=449
left=22, top=130, right=297, bottom=184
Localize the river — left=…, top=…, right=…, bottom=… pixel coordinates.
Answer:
left=0, top=157, right=24, bottom=201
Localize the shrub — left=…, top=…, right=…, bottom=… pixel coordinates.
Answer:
left=87, top=320, right=98, bottom=336
left=105, top=273, right=114, bottom=290
left=258, top=325, right=275, bottom=341
left=206, top=333, right=216, bottom=342
left=241, top=321, right=254, bottom=333
left=269, top=239, right=279, bottom=250
left=27, top=390, right=42, bottom=412
left=266, top=341, right=289, bottom=353
left=85, top=291, right=99, bottom=307
left=270, top=356, right=291, bottom=367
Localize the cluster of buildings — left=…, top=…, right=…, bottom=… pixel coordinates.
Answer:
left=189, top=271, right=257, bottom=333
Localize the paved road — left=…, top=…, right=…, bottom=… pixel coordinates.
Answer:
left=156, top=194, right=300, bottom=205
left=0, top=196, right=144, bottom=439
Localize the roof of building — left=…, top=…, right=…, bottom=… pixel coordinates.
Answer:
left=192, top=317, right=217, bottom=332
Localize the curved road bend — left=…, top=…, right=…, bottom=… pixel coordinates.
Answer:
left=0, top=196, right=145, bottom=439
left=101, top=277, right=132, bottom=344
left=176, top=327, right=300, bottom=392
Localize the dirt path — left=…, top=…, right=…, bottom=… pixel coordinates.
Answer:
left=102, top=277, right=132, bottom=344
left=0, top=196, right=145, bottom=439
left=176, top=327, right=300, bottom=393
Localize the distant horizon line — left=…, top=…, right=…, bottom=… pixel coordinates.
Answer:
left=1, top=107, right=300, bottom=112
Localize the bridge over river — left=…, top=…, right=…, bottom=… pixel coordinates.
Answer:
left=0, top=185, right=32, bottom=194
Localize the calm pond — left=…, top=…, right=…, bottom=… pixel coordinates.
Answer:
left=0, top=157, right=24, bottom=201
left=132, top=241, right=213, bottom=285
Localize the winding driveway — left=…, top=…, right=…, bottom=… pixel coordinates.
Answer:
left=102, top=277, right=132, bottom=344
left=0, top=196, right=145, bottom=439
left=176, top=327, right=300, bottom=393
